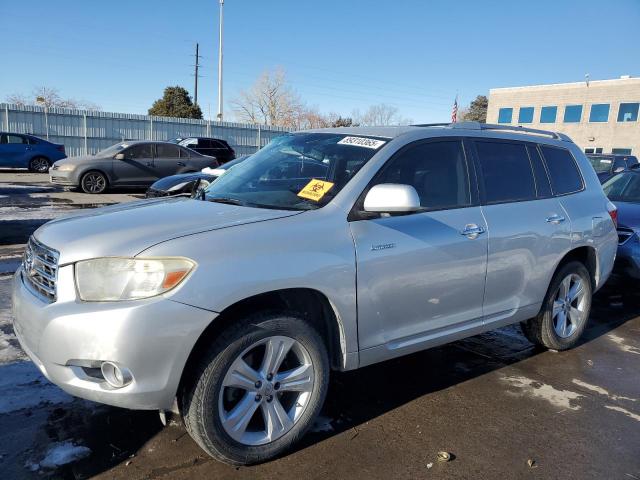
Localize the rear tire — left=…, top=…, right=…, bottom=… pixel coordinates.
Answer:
left=181, top=313, right=329, bottom=465
left=28, top=156, right=51, bottom=173
left=80, top=171, right=108, bottom=194
left=521, top=261, right=592, bottom=350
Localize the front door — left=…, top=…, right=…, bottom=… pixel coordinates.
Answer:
left=350, top=139, right=488, bottom=356
left=113, top=143, right=156, bottom=185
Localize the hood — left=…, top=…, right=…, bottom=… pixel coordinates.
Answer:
left=150, top=173, right=214, bottom=191
left=614, top=201, right=640, bottom=230
left=53, top=155, right=102, bottom=167
left=34, top=198, right=302, bottom=265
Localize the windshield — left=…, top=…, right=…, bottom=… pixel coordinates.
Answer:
left=588, top=156, right=613, bottom=173
left=603, top=172, right=640, bottom=203
left=202, top=133, right=386, bottom=210
left=96, top=143, right=127, bottom=157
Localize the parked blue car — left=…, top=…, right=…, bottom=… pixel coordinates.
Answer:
left=603, top=170, right=640, bottom=278
left=0, top=132, right=66, bottom=173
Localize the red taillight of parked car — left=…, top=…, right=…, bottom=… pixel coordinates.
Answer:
left=607, top=201, right=618, bottom=227
left=57, top=145, right=65, bottom=154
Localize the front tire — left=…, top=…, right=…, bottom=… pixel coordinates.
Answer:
left=29, top=156, right=51, bottom=173
left=181, top=313, right=329, bottom=465
left=521, top=261, right=592, bottom=350
left=80, top=171, right=108, bottom=194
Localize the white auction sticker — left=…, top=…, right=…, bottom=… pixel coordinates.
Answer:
left=338, top=136, right=386, bottom=149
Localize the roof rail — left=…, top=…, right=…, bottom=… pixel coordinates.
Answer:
left=451, top=122, right=573, bottom=142
left=410, top=123, right=451, bottom=128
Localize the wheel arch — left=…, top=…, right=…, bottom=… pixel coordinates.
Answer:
left=178, top=288, right=349, bottom=398
left=553, top=245, right=598, bottom=291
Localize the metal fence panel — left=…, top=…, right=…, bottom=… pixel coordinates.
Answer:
left=1, top=103, right=288, bottom=157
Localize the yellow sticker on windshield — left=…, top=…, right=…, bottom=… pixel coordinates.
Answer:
left=297, top=179, right=335, bottom=202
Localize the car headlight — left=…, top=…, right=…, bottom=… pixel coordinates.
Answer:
left=75, top=257, right=195, bottom=301
left=56, top=164, right=75, bottom=172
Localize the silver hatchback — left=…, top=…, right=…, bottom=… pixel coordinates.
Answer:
left=12, top=123, right=617, bottom=465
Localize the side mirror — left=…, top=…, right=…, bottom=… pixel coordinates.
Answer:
left=114, top=153, right=125, bottom=160
left=363, top=184, right=421, bottom=213
left=614, top=167, right=625, bottom=173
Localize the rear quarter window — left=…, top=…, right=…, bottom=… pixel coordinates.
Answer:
left=540, top=146, right=584, bottom=195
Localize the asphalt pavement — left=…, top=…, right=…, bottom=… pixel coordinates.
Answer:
left=0, top=170, right=639, bottom=479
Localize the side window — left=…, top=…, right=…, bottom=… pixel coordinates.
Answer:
left=178, top=146, right=191, bottom=158
left=124, top=144, right=153, bottom=159
left=475, top=141, right=536, bottom=204
left=197, top=139, right=212, bottom=149
left=539, top=146, right=584, bottom=195
left=527, top=145, right=552, bottom=198
left=373, top=140, right=471, bottom=210
left=6, top=134, right=27, bottom=144
left=155, top=143, right=181, bottom=158
left=27, top=136, right=39, bottom=145
left=613, top=158, right=626, bottom=172
left=211, top=140, right=226, bottom=149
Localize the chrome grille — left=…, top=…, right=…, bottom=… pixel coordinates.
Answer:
left=22, top=237, right=59, bottom=302
left=617, top=227, right=634, bottom=245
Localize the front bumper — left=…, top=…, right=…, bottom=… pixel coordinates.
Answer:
left=614, top=238, right=640, bottom=279
left=11, top=266, right=216, bottom=410
left=50, top=169, right=78, bottom=186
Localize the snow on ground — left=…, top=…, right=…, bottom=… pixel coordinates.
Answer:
left=27, top=441, right=92, bottom=471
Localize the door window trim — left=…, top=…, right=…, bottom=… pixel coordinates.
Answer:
left=348, top=137, right=479, bottom=222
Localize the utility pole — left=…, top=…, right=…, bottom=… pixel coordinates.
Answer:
left=216, top=0, right=224, bottom=121
left=194, top=43, right=201, bottom=106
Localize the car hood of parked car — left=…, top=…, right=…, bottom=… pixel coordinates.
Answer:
left=33, top=198, right=303, bottom=265
left=53, top=155, right=106, bottom=167
left=613, top=201, right=640, bottom=230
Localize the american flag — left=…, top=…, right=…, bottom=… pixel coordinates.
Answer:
left=451, top=96, right=458, bottom=123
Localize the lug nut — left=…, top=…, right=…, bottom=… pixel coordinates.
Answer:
left=266, top=395, right=273, bottom=402
left=267, top=373, right=273, bottom=381
left=255, top=394, right=262, bottom=402
left=274, top=382, right=281, bottom=390
left=255, top=380, right=262, bottom=388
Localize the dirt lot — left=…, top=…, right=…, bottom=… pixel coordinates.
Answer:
left=1, top=171, right=639, bottom=479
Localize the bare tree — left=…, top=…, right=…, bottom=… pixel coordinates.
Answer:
left=231, top=68, right=304, bottom=128
left=5, top=86, right=101, bottom=111
left=353, top=103, right=412, bottom=126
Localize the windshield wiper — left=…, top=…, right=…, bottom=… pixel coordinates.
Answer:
left=206, top=197, right=248, bottom=206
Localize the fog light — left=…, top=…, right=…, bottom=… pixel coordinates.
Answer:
left=100, top=361, right=133, bottom=388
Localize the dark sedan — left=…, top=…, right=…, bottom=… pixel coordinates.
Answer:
left=602, top=170, right=640, bottom=278
left=145, top=155, right=249, bottom=198
left=50, top=141, right=219, bottom=194
left=588, top=154, right=639, bottom=183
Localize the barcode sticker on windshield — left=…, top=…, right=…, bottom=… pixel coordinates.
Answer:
left=338, top=136, right=386, bottom=149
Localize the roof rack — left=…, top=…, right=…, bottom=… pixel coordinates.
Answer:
left=412, top=121, right=572, bottom=142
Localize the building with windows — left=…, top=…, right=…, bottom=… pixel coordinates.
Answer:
left=487, top=76, right=640, bottom=155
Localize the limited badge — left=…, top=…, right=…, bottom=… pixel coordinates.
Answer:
left=297, top=179, right=335, bottom=202
left=337, top=136, right=386, bottom=149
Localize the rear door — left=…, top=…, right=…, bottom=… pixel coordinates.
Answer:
left=154, top=143, right=184, bottom=177
left=112, top=143, right=156, bottom=185
left=471, top=139, right=572, bottom=326
left=351, top=138, right=488, bottom=354
left=0, top=134, right=30, bottom=167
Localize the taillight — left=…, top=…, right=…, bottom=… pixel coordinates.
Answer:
left=607, top=201, right=618, bottom=227
left=57, top=145, right=65, bottom=154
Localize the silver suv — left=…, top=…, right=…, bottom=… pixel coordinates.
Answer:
left=12, top=123, right=618, bottom=465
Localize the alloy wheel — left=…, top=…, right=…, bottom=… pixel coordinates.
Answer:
left=552, top=273, right=587, bottom=338
left=83, top=173, right=106, bottom=193
left=218, top=335, right=315, bottom=446
left=31, top=158, right=50, bottom=173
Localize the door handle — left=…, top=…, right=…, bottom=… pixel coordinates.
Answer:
left=177, top=162, right=186, bottom=167
left=546, top=214, right=566, bottom=224
left=461, top=224, right=485, bottom=239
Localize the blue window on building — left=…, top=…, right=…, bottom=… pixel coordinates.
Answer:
left=563, top=105, right=583, bottom=123
left=612, top=148, right=632, bottom=155
left=617, top=103, right=639, bottom=122
left=498, top=107, right=513, bottom=124
left=518, top=107, right=534, bottom=124
left=589, top=104, right=610, bottom=122
left=540, top=106, right=557, bottom=123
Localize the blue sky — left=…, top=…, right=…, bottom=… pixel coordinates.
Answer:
left=1, top=0, right=639, bottom=123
